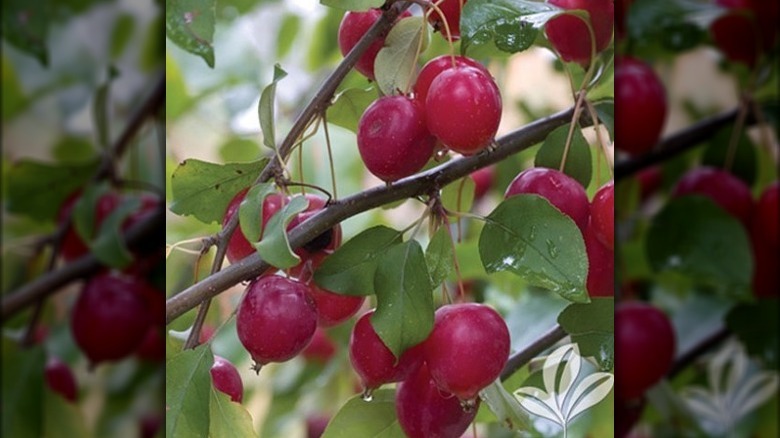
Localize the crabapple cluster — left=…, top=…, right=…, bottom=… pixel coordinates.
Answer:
left=337, top=8, right=503, bottom=182
left=505, top=167, right=615, bottom=297
left=348, top=304, right=509, bottom=437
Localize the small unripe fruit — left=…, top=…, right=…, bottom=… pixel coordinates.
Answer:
left=45, top=356, right=77, bottom=402
left=505, top=167, right=590, bottom=232
left=211, top=355, right=244, bottom=403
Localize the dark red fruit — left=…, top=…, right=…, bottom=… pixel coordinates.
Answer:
left=754, top=182, right=779, bottom=250
left=545, top=0, right=615, bottom=66
left=338, top=9, right=411, bottom=80
left=309, top=285, right=365, bottom=327
left=349, top=310, right=424, bottom=392
left=505, top=167, right=590, bottom=232
left=750, top=228, right=779, bottom=299
left=413, top=55, right=489, bottom=105
left=223, top=189, right=286, bottom=264
left=710, top=0, right=778, bottom=68
left=289, top=194, right=342, bottom=255
left=237, top=275, right=317, bottom=367
left=211, top=355, right=244, bottom=403
left=591, top=181, right=614, bottom=250
left=615, top=56, right=667, bottom=156
left=71, top=273, right=151, bottom=365
left=615, top=0, right=634, bottom=40
left=615, top=301, right=676, bottom=401
left=357, top=95, right=436, bottom=182
left=585, top=219, right=614, bottom=297
left=302, top=327, right=337, bottom=363
left=616, top=397, right=646, bottom=438
left=426, top=0, right=468, bottom=41
left=140, top=413, right=163, bottom=438
left=396, top=363, right=479, bottom=438
left=45, top=356, right=77, bottom=402
left=470, top=166, right=495, bottom=202
left=426, top=66, right=502, bottom=155
left=306, top=414, right=331, bottom=438
left=136, top=326, right=165, bottom=362
left=636, top=165, right=663, bottom=201
left=424, top=303, right=510, bottom=401
left=672, top=167, right=753, bottom=226
left=58, top=190, right=121, bottom=261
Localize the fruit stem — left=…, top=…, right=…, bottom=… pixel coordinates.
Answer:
left=420, top=0, right=457, bottom=67
left=558, top=90, right=587, bottom=174
left=404, top=18, right=429, bottom=96
left=583, top=97, right=614, bottom=178
left=321, top=112, right=339, bottom=200
left=723, top=94, right=750, bottom=173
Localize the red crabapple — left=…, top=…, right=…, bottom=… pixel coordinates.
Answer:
left=672, top=166, right=753, bottom=226
left=615, top=56, right=667, bottom=156
left=545, top=0, right=615, bottom=66
left=426, top=0, right=468, bottom=41
left=45, top=356, right=77, bottom=402
left=338, top=9, right=411, bottom=80
left=211, top=355, right=244, bottom=403
left=505, top=167, right=590, bottom=232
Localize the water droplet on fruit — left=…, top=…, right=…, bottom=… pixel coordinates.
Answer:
left=361, top=387, right=374, bottom=402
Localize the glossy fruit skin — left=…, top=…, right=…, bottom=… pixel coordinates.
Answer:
left=672, top=167, right=753, bottom=226
left=591, top=181, right=614, bottom=250
left=396, top=363, right=479, bottom=438
left=223, top=189, right=286, bottom=264
left=615, top=301, right=676, bottom=401
left=338, top=9, right=411, bottom=80
left=71, top=273, right=151, bottom=365
left=710, top=0, right=778, bottom=68
left=292, top=251, right=365, bottom=327
left=615, top=56, right=667, bottom=156
left=426, top=66, right=502, bottom=155
left=505, top=167, right=590, bottom=232
left=211, top=355, right=244, bottom=403
left=357, top=95, right=436, bottom=182
left=45, top=356, right=77, bottom=402
left=349, top=310, right=424, bottom=391
left=302, top=327, right=337, bottom=363
left=58, top=191, right=121, bottom=261
left=236, top=276, right=318, bottom=366
left=584, top=220, right=614, bottom=297
left=470, top=166, right=495, bottom=202
left=413, top=55, right=489, bottom=105
left=424, top=303, right=510, bottom=401
left=754, top=182, right=779, bottom=250
left=427, top=0, right=468, bottom=41
left=545, top=0, right=615, bottom=66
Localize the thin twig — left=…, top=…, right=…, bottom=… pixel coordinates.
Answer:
left=500, top=324, right=568, bottom=381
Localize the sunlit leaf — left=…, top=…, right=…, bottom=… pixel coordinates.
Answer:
left=375, top=16, right=428, bottom=95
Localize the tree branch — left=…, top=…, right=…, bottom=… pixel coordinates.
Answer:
left=2, top=210, right=164, bottom=318
left=668, top=326, right=730, bottom=378
left=166, top=106, right=595, bottom=324
left=615, top=104, right=758, bottom=181
left=500, top=324, right=568, bottom=381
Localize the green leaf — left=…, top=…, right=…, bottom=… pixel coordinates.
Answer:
left=645, top=196, right=753, bottom=297
left=1, top=0, right=49, bottom=65
left=320, top=0, right=384, bottom=11
left=535, top=124, right=592, bottom=188
left=593, top=100, right=614, bottom=141
left=479, top=195, right=589, bottom=303
left=701, top=126, right=757, bottom=187
left=461, top=0, right=554, bottom=57
left=374, top=16, right=428, bottom=96
left=258, top=64, right=288, bottom=150
left=426, top=227, right=454, bottom=288
left=313, top=226, right=404, bottom=296
left=141, top=14, right=164, bottom=71
left=276, top=14, right=300, bottom=59
left=218, top=137, right=261, bottom=163
left=2, top=54, right=27, bottom=120
left=6, top=159, right=99, bottom=222
left=93, top=67, right=118, bottom=150
left=479, top=380, right=533, bottom=430
left=238, top=182, right=276, bottom=244
left=170, top=158, right=269, bottom=224
left=256, top=195, right=309, bottom=269
left=166, top=345, right=213, bottom=438
left=43, top=389, right=90, bottom=438
left=440, top=176, right=475, bottom=215
left=209, top=387, right=258, bottom=438
left=321, top=389, right=405, bottom=438
left=110, top=13, right=135, bottom=58
left=166, top=52, right=191, bottom=121
left=557, top=298, right=614, bottom=371
left=327, top=87, right=377, bottom=133
left=165, top=0, right=216, bottom=68
left=1, top=342, right=44, bottom=438
left=88, top=197, right=141, bottom=268
left=52, top=136, right=95, bottom=164
left=72, top=183, right=109, bottom=248
left=726, top=300, right=779, bottom=369
left=372, top=240, right=435, bottom=359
